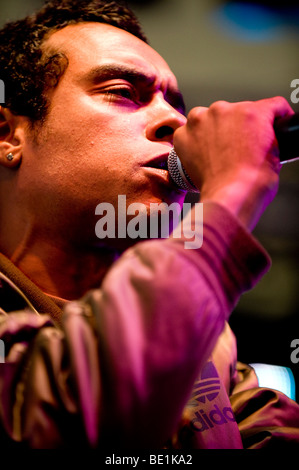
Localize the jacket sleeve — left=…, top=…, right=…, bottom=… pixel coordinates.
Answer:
left=210, top=324, right=299, bottom=449
left=230, top=363, right=299, bottom=449
left=0, top=202, right=270, bottom=448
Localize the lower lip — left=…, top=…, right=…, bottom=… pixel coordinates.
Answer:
left=142, top=166, right=172, bottom=184
left=142, top=167, right=186, bottom=193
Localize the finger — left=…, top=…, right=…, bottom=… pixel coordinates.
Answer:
left=185, top=106, right=208, bottom=129
left=257, top=96, right=294, bottom=122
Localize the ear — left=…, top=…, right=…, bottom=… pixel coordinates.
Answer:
left=0, top=106, right=24, bottom=168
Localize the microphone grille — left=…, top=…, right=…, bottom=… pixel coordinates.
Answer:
left=167, top=148, right=199, bottom=193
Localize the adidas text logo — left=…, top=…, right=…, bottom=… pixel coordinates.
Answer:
left=191, top=405, right=236, bottom=432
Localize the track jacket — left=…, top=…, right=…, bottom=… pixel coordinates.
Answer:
left=0, top=202, right=298, bottom=448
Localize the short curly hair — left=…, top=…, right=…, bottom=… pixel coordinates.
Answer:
left=0, top=0, right=147, bottom=123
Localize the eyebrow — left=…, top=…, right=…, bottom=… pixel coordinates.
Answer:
left=82, top=64, right=186, bottom=114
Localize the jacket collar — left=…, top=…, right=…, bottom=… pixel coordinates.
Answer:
left=0, top=253, right=62, bottom=324
left=0, top=271, right=37, bottom=314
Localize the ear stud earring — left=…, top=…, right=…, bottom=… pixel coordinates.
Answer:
left=6, top=153, right=14, bottom=161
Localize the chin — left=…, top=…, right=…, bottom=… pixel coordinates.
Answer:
left=145, top=186, right=186, bottom=208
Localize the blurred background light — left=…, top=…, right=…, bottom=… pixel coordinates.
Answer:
left=250, top=363, right=296, bottom=400
left=210, top=1, right=299, bottom=42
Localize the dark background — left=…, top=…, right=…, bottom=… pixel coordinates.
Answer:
left=1, top=0, right=298, bottom=400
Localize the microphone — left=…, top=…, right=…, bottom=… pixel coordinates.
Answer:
left=168, top=112, right=299, bottom=193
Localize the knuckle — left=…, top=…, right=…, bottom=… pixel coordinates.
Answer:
left=186, top=106, right=205, bottom=125
left=275, top=95, right=293, bottom=113
left=273, top=95, right=288, bottom=106
left=261, top=96, right=293, bottom=114
left=231, top=101, right=259, bottom=125
left=240, top=103, right=256, bottom=121
left=208, top=100, right=230, bottom=116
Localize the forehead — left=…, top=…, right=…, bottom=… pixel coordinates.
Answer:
left=44, top=22, right=178, bottom=87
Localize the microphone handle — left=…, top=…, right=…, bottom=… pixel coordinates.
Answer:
left=168, top=112, right=299, bottom=193
left=275, top=113, right=299, bottom=162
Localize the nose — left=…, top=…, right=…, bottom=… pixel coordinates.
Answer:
left=145, top=93, right=187, bottom=144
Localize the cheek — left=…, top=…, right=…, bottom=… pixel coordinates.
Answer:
left=42, top=85, right=147, bottom=158
left=46, top=113, right=139, bottom=165
left=25, top=126, right=136, bottom=205
left=24, top=95, right=148, bottom=203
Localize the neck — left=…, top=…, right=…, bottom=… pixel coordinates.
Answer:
left=0, top=228, right=122, bottom=300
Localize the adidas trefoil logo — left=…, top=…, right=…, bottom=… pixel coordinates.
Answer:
left=192, top=361, right=221, bottom=403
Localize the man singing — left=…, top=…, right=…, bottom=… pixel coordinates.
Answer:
left=0, top=0, right=298, bottom=448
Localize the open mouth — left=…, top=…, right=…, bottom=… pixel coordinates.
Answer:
left=144, top=156, right=168, bottom=171
left=151, top=160, right=168, bottom=170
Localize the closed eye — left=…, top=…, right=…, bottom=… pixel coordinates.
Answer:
left=100, top=84, right=139, bottom=104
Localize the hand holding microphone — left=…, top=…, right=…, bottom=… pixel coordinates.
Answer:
left=169, top=109, right=299, bottom=193
left=168, top=98, right=296, bottom=231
